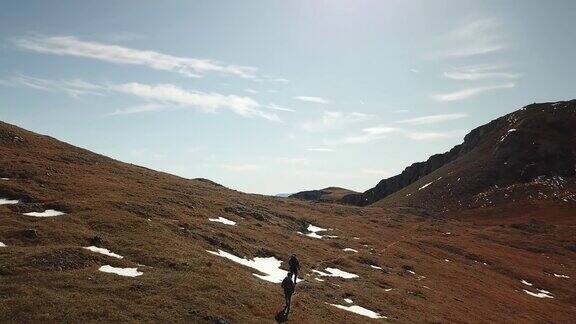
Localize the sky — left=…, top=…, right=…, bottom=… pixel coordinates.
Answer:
left=0, top=0, right=575, bottom=195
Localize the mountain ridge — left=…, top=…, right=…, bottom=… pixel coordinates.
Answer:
left=334, top=100, right=576, bottom=212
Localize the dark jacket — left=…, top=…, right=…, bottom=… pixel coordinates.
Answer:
left=282, top=276, right=295, bottom=294
left=288, top=256, right=300, bottom=271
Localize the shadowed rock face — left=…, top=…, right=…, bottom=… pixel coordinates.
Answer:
left=342, top=100, right=576, bottom=207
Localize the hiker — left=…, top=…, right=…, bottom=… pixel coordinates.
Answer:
left=281, top=272, right=295, bottom=311
left=288, top=254, right=300, bottom=283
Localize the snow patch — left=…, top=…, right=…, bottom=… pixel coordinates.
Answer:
left=521, top=280, right=533, bottom=286
left=0, top=178, right=9, bottom=180
left=0, top=242, right=6, bottom=247
left=298, top=224, right=337, bottom=239
left=523, top=289, right=553, bottom=299
left=370, top=265, right=383, bottom=270
left=418, top=177, right=442, bottom=191
left=344, top=298, right=353, bottom=304
left=330, top=303, right=386, bottom=319
left=0, top=198, right=19, bottom=205
left=208, top=216, right=236, bottom=226
left=419, top=182, right=433, bottom=190
left=343, top=248, right=358, bottom=253
left=207, top=249, right=300, bottom=283
left=23, top=209, right=65, bottom=217
left=553, top=273, right=570, bottom=278
left=84, top=246, right=123, bottom=259
left=313, top=267, right=358, bottom=279
left=99, top=265, right=142, bottom=277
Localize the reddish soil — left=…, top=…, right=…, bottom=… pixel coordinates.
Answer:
left=0, top=121, right=575, bottom=323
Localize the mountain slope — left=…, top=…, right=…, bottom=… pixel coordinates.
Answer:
left=343, top=100, right=576, bottom=215
left=0, top=120, right=575, bottom=323
left=289, top=187, right=358, bottom=203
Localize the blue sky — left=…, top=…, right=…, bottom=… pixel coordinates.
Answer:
left=0, top=0, right=575, bottom=195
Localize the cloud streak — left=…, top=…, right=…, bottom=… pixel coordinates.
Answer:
left=306, top=148, right=334, bottom=152
left=443, top=64, right=521, bottom=81
left=299, top=111, right=371, bottom=133
left=14, top=35, right=259, bottom=79
left=431, top=83, right=514, bottom=102
left=220, top=164, right=261, bottom=171
left=106, top=104, right=168, bottom=116
left=110, top=82, right=279, bottom=120
left=325, top=125, right=397, bottom=145
left=294, top=96, right=329, bottom=104
left=395, top=113, right=468, bottom=125
left=433, top=18, right=505, bottom=59
left=0, top=74, right=104, bottom=97
left=0, top=74, right=281, bottom=120
left=405, top=130, right=465, bottom=140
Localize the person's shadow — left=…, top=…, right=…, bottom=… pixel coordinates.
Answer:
left=274, top=305, right=289, bottom=323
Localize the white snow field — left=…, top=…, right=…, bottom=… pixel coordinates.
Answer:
left=98, top=265, right=142, bottom=277
left=23, top=209, right=65, bottom=217
left=207, top=249, right=301, bottom=283
left=523, top=289, right=554, bottom=299
left=521, top=280, right=533, bottom=286
left=419, top=177, right=442, bottom=190
left=313, top=267, right=358, bottom=279
left=297, top=224, right=337, bottom=239
left=84, top=246, right=123, bottom=259
left=330, top=299, right=386, bottom=319
left=208, top=216, right=236, bottom=226
left=0, top=198, right=19, bottom=205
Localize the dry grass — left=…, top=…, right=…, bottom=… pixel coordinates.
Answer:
left=0, top=121, right=575, bottom=323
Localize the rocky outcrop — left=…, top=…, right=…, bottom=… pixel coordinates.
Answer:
left=342, top=100, right=576, bottom=207
left=290, top=187, right=358, bottom=203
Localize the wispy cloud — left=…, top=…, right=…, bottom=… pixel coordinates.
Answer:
left=432, top=83, right=514, bottom=101
left=266, top=104, right=295, bottom=112
left=326, top=125, right=397, bottom=145
left=244, top=88, right=259, bottom=94
left=269, top=78, right=290, bottom=83
left=325, top=124, right=466, bottom=145
left=220, top=163, right=261, bottom=171
left=360, top=169, right=391, bottom=177
left=443, top=64, right=521, bottom=81
left=1, top=74, right=104, bottom=97
left=129, top=148, right=166, bottom=160
left=395, top=113, right=468, bottom=125
left=14, top=35, right=259, bottom=79
left=299, top=111, right=371, bottom=132
left=110, top=82, right=280, bottom=120
left=275, top=157, right=308, bottom=165
left=0, top=74, right=280, bottom=120
left=405, top=130, right=465, bottom=140
left=294, top=96, right=329, bottom=104
left=306, top=148, right=334, bottom=152
left=106, top=104, right=167, bottom=116
left=433, top=18, right=505, bottom=59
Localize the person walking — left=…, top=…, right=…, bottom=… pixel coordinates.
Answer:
left=288, top=254, right=300, bottom=284
left=281, top=272, right=295, bottom=312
